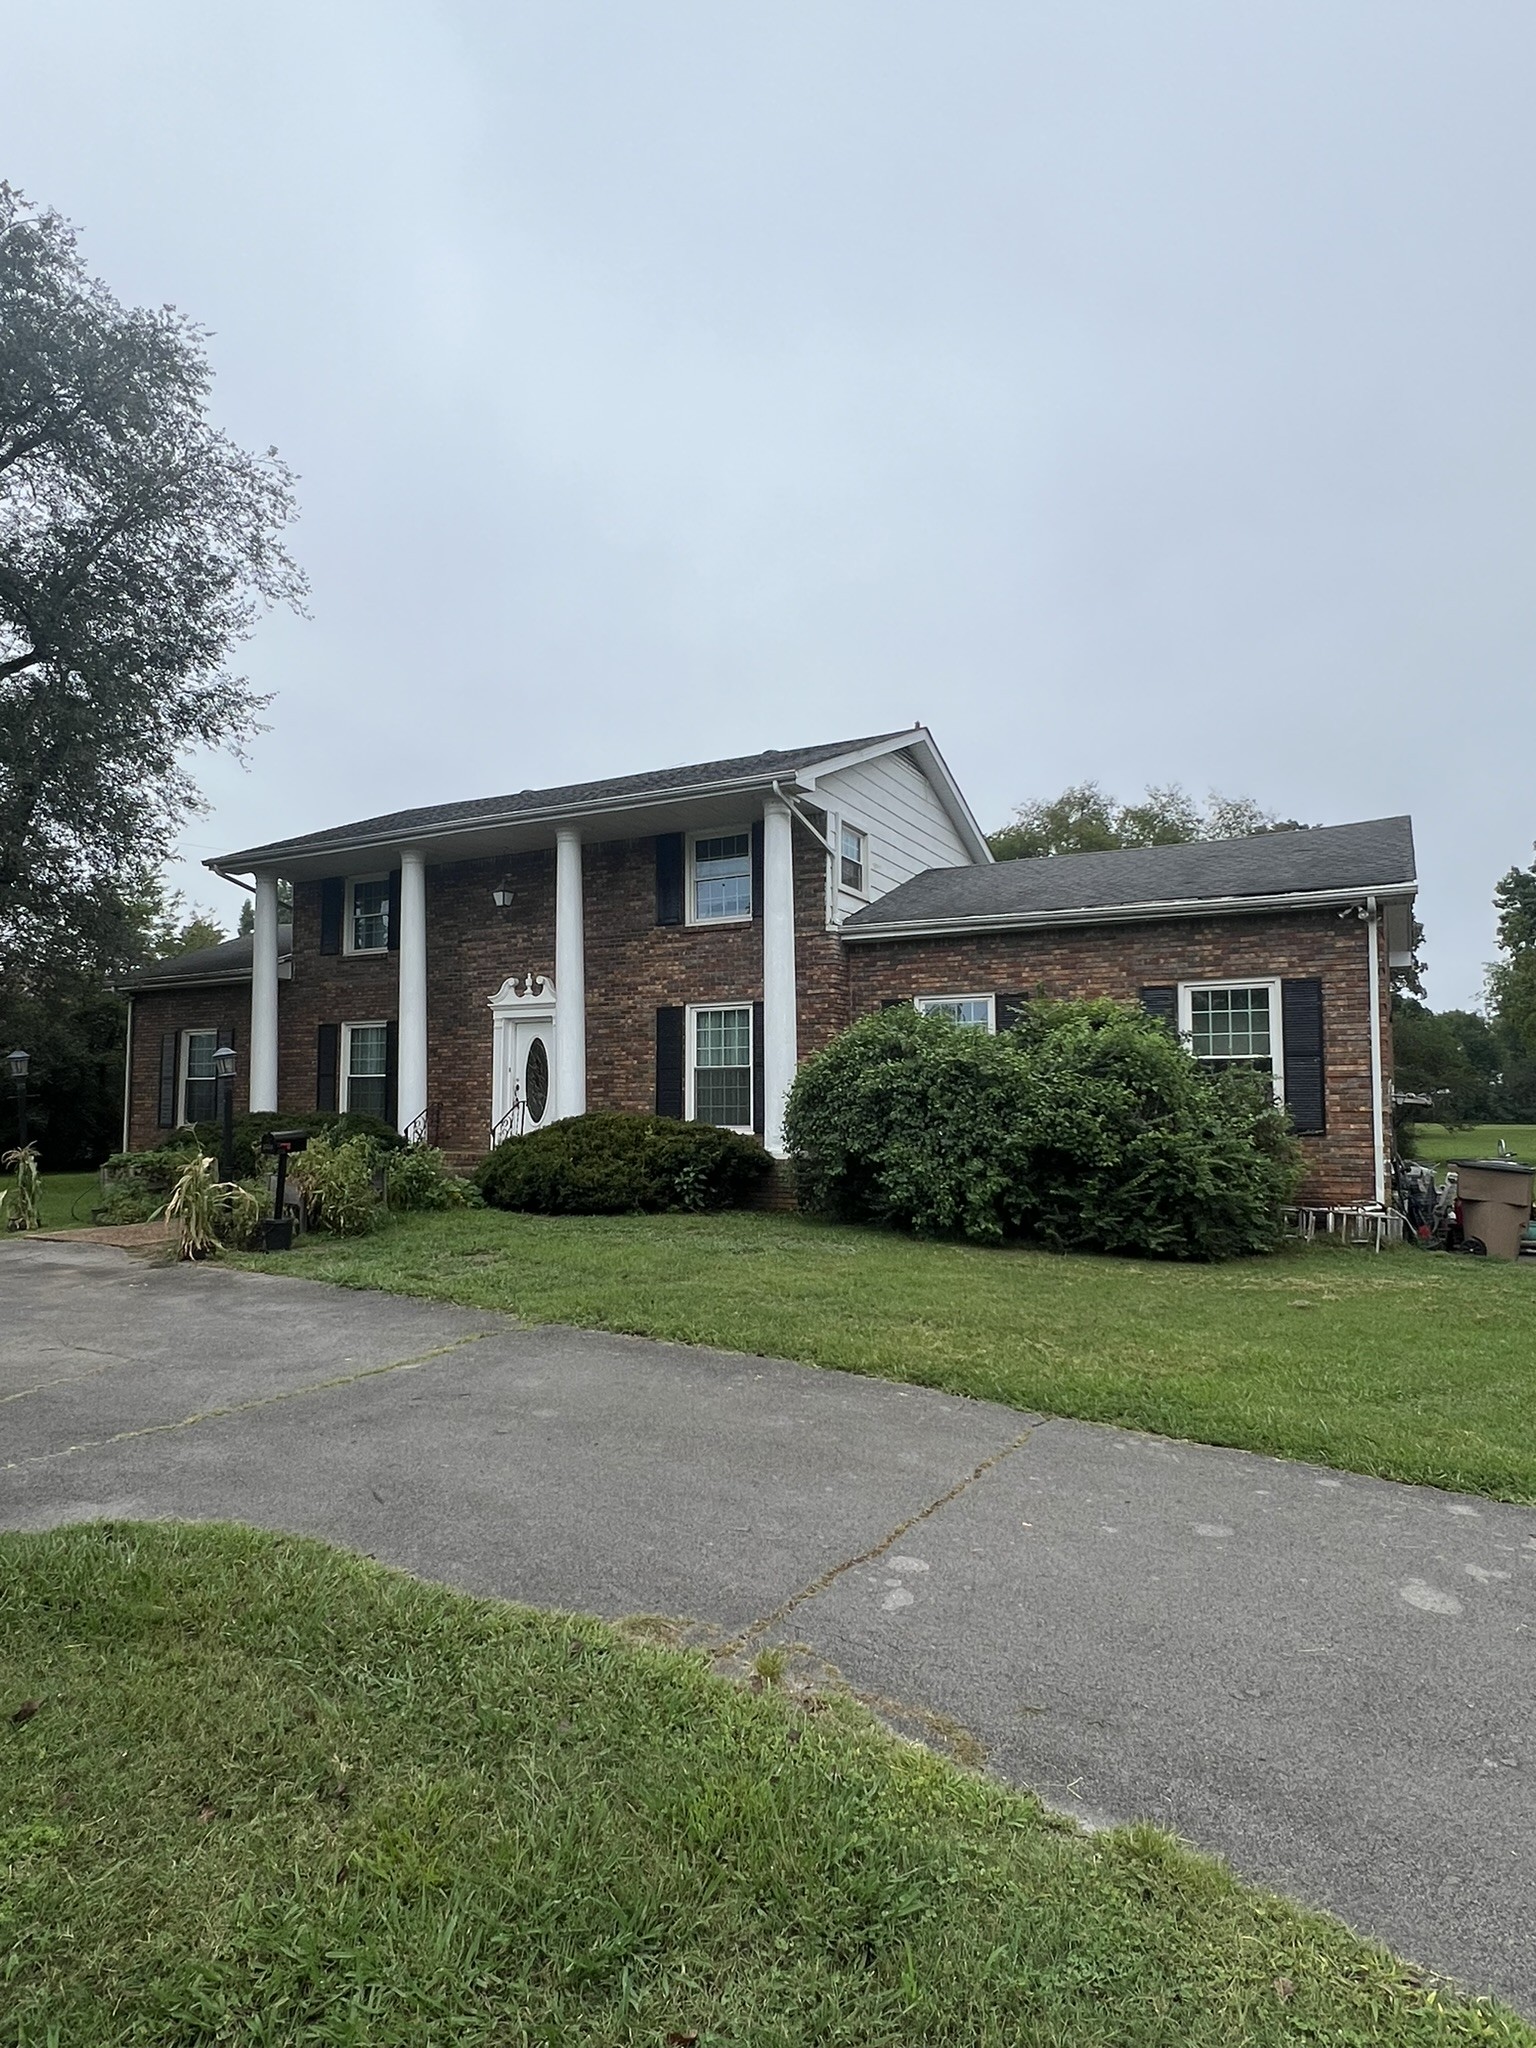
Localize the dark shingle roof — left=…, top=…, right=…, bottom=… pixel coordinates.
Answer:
left=120, top=924, right=293, bottom=991
left=213, top=732, right=913, bottom=868
left=844, top=817, right=1416, bottom=934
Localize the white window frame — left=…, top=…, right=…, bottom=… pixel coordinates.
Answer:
left=1177, top=978, right=1285, bottom=1101
left=837, top=819, right=869, bottom=898
left=178, top=1028, right=219, bottom=1127
left=685, top=1002, right=755, bottom=1132
left=686, top=830, right=753, bottom=927
left=344, top=873, right=391, bottom=956
left=340, top=1019, right=390, bottom=1117
left=914, top=993, right=996, bottom=1033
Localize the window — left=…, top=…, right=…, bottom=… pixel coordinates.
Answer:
left=690, top=833, right=752, bottom=922
left=180, top=1030, right=218, bottom=1125
left=347, top=875, right=390, bottom=953
left=689, top=1005, right=753, bottom=1129
left=914, top=994, right=995, bottom=1032
left=342, top=1021, right=389, bottom=1118
left=1180, top=981, right=1281, bottom=1083
left=839, top=823, right=867, bottom=893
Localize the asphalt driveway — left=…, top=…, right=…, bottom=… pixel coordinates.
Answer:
left=3, top=1237, right=1533, bottom=2013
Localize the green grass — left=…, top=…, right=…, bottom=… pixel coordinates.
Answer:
left=1406, top=1124, right=1536, bottom=1168
left=2, top=1522, right=1527, bottom=2046
left=237, top=1208, right=1536, bottom=1503
left=31, top=1169, right=103, bottom=1231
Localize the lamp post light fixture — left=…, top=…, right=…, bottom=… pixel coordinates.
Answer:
left=6, top=1049, right=28, bottom=1149
left=213, top=1045, right=237, bottom=1183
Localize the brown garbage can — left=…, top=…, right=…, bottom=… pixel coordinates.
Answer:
left=1454, top=1159, right=1534, bottom=1260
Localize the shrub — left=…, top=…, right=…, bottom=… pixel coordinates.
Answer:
left=384, top=1145, right=482, bottom=1213
left=290, top=1133, right=383, bottom=1237
left=161, top=1154, right=265, bottom=1259
left=189, top=1109, right=404, bottom=1180
left=475, top=1112, right=772, bottom=1215
left=784, top=1000, right=1304, bottom=1261
left=100, top=1145, right=205, bottom=1200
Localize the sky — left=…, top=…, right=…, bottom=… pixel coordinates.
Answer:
left=7, top=1, right=1534, bottom=1006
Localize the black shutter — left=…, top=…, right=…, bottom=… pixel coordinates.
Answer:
left=386, top=869, right=401, bottom=953
left=1140, top=986, right=1177, bottom=1030
left=750, top=821, right=765, bottom=920
left=995, top=993, right=1028, bottom=1033
left=384, top=1020, right=399, bottom=1128
left=655, top=835, right=684, bottom=926
left=752, top=999, right=765, bottom=1136
left=319, top=878, right=345, bottom=954
left=1282, top=979, right=1326, bottom=1135
left=217, top=1022, right=234, bottom=1054
left=655, top=1006, right=685, bottom=1118
left=880, top=997, right=909, bottom=1010
left=316, top=1024, right=339, bottom=1113
left=157, top=1033, right=177, bottom=1126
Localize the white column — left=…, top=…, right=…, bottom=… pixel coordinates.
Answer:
left=761, top=798, right=798, bottom=1155
left=554, top=827, right=587, bottom=1118
left=397, top=849, right=428, bottom=1135
left=249, top=870, right=280, bottom=1112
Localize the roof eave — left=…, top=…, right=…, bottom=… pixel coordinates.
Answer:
left=841, top=879, right=1418, bottom=942
left=206, top=765, right=828, bottom=875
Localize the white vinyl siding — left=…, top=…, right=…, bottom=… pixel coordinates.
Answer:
left=342, top=1021, right=389, bottom=1118
left=817, top=750, right=975, bottom=922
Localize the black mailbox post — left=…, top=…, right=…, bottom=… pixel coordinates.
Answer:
left=258, top=1129, right=310, bottom=1252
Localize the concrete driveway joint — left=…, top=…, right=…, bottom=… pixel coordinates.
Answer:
left=2, top=1237, right=1532, bottom=2015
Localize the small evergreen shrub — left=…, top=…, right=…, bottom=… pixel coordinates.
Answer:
left=784, top=1000, right=1303, bottom=1261
left=475, top=1112, right=772, bottom=1215
left=385, top=1145, right=482, bottom=1213
left=100, top=1145, right=204, bottom=1201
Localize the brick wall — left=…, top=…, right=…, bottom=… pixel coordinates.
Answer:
left=125, top=989, right=250, bottom=1151
left=845, top=908, right=1390, bottom=1205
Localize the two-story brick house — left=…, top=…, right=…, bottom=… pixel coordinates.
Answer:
left=120, top=725, right=1417, bottom=1210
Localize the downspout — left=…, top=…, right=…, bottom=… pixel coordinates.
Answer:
left=1366, top=894, right=1386, bottom=1208
left=770, top=779, right=834, bottom=852
left=121, top=994, right=134, bottom=1154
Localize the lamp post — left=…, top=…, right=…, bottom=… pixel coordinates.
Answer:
left=213, top=1045, right=236, bottom=1183
left=6, top=1049, right=28, bottom=1149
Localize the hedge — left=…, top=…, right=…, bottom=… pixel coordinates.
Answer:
left=475, top=1112, right=772, bottom=1215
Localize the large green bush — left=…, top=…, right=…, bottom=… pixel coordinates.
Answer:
left=784, top=1001, right=1304, bottom=1260
left=475, top=1112, right=772, bottom=1215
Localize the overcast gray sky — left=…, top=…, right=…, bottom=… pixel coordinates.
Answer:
left=9, top=2, right=1533, bottom=1005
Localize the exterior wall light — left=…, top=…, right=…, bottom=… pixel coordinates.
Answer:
left=492, top=887, right=514, bottom=909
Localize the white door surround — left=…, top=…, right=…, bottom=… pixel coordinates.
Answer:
left=489, top=974, right=559, bottom=1141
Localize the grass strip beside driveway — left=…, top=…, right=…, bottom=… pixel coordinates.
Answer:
left=3, top=1521, right=1530, bottom=2046
left=239, top=1210, right=1536, bottom=1503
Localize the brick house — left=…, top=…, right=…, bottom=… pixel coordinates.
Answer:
left=120, top=726, right=1417, bottom=1209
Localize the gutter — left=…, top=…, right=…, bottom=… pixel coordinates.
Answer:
left=1366, top=893, right=1387, bottom=1208
left=840, top=881, right=1418, bottom=942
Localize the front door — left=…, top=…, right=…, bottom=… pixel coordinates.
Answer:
left=508, top=1018, right=553, bottom=1135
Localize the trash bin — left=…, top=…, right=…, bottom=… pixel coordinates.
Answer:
left=1453, top=1159, right=1534, bottom=1261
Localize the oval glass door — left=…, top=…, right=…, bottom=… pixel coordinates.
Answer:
left=523, top=1034, right=550, bottom=1126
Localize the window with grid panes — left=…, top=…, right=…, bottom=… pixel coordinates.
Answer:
left=692, top=1006, right=752, bottom=1127
left=344, top=1023, right=389, bottom=1118
left=692, top=834, right=752, bottom=921
left=839, top=824, right=866, bottom=891
left=1187, top=986, right=1273, bottom=1073
left=181, top=1031, right=218, bottom=1124
left=915, top=995, right=994, bottom=1031
left=350, top=877, right=390, bottom=952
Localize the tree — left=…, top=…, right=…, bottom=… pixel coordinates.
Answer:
left=236, top=879, right=292, bottom=935
left=1487, top=845, right=1536, bottom=1058
left=0, top=182, right=306, bottom=1004
left=985, top=780, right=1306, bottom=862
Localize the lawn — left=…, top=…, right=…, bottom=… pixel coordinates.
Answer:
left=241, top=1208, right=1536, bottom=1503
left=1, top=1522, right=1526, bottom=2047
left=1406, top=1124, right=1536, bottom=1168
left=31, top=1168, right=103, bottom=1231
